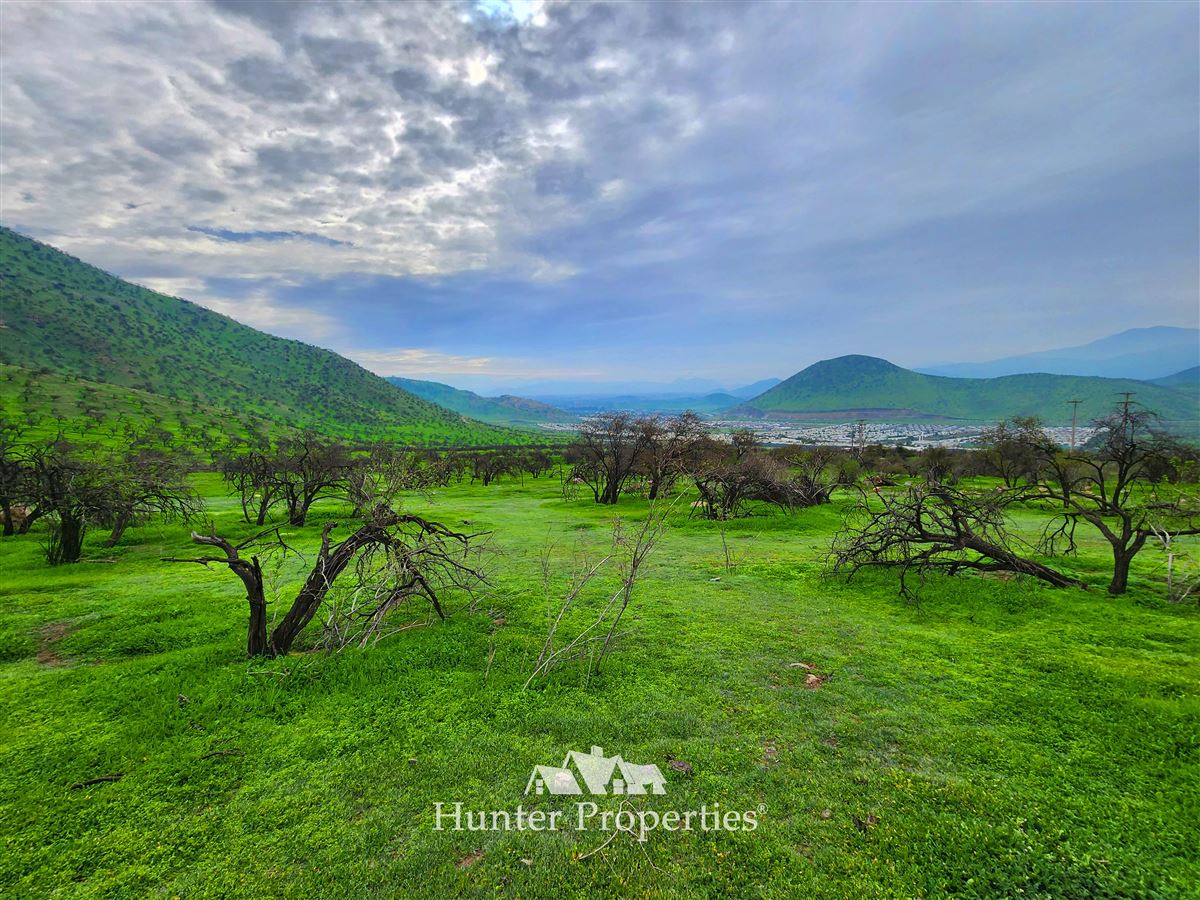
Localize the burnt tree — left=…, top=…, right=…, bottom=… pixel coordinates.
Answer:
left=832, top=482, right=1085, bottom=602
left=571, top=413, right=652, bottom=505
left=168, top=507, right=488, bottom=657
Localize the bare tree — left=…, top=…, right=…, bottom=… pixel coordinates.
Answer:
left=571, top=413, right=652, bottom=505
left=217, top=441, right=281, bottom=526
left=272, top=433, right=354, bottom=526
left=469, top=450, right=514, bottom=487
left=789, top=447, right=850, bottom=504
left=526, top=500, right=671, bottom=687
left=0, top=416, right=28, bottom=537
left=522, top=449, right=555, bottom=480
left=832, top=482, right=1085, bottom=602
left=977, top=417, right=1047, bottom=487
left=16, top=436, right=194, bottom=563
left=167, top=506, right=489, bottom=657
left=100, top=446, right=200, bottom=546
left=18, top=437, right=103, bottom=563
left=348, top=443, right=441, bottom=514
left=1027, top=404, right=1200, bottom=595
left=689, top=436, right=819, bottom=519
left=637, top=411, right=705, bottom=500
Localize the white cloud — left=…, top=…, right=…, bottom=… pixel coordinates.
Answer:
left=345, top=346, right=596, bottom=379
left=138, top=276, right=340, bottom=343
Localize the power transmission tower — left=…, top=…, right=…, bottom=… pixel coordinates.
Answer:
left=1068, top=399, right=1082, bottom=449
left=1118, top=392, right=1136, bottom=443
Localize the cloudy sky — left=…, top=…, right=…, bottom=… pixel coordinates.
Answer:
left=3, top=0, right=1198, bottom=392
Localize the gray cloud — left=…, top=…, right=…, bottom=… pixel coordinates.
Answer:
left=1, top=0, right=1196, bottom=381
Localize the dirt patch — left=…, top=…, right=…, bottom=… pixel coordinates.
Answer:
left=762, top=740, right=779, bottom=766
left=456, top=849, right=484, bottom=869
left=37, top=621, right=73, bottom=666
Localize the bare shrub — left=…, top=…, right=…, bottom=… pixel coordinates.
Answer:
left=525, top=501, right=672, bottom=687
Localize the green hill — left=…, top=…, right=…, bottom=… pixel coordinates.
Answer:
left=737, top=355, right=1199, bottom=425
left=0, top=227, right=524, bottom=446
left=1150, top=366, right=1200, bottom=391
left=386, top=377, right=576, bottom=426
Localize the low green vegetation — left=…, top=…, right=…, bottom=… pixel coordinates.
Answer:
left=1, top=465, right=1197, bottom=897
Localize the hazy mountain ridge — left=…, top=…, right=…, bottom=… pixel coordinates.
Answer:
left=920, top=326, right=1200, bottom=380
left=385, top=377, right=577, bottom=425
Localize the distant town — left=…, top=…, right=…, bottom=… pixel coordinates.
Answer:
left=539, top=419, right=1098, bottom=450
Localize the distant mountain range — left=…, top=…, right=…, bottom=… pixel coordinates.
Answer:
left=386, top=377, right=576, bottom=425
left=0, top=227, right=523, bottom=445
left=518, top=379, right=784, bottom=415
left=527, top=391, right=743, bottom=417
left=736, top=355, right=1198, bottom=425
left=920, top=326, right=1199, bottom=380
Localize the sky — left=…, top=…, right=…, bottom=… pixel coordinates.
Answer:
left=3, top=0, right=1198, bottom=393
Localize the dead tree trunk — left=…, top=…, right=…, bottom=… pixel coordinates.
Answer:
left=267, top=522, right=394, bottom=655
left=105, top=510, right=132, bottom=547
left=182, top=533, right=269, bottom=656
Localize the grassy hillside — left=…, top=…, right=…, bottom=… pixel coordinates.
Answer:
left=0, top=227, right=524, bottom=446
left=0, top=364, right=268, bottom=446
left=386, top=377, right=576, bottom=426
left=739, top=355, right=1199, bottom=425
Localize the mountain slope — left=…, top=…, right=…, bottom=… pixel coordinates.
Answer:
left=738, top=355, right=1198, bottom=424
left=0, top=226, right=522, bottom=445
left=920, top=326, right=1200, bottom=380
left=730, top=377, right=782, bottom=399
left=386, top=377, right=576, bottom=425
left=1149, top=366, right=1200, bottom=391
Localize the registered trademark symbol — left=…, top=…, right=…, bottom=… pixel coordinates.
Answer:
left=757, top=803, right=767, bottom=813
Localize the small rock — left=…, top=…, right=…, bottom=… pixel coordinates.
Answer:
left=819, top=808, right=832, bottom=820
left=853, top=814, right=879, bottom=832
left=667, top=758, right=693, bottom=776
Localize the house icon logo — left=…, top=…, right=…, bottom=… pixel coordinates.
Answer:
left=525, top=746, right=667, bottom=796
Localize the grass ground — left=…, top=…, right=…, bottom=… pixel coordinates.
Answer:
left=0, top=475, right=1197, bottom=898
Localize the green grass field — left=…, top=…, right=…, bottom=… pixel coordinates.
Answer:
left=1, top=475, right=1197, bottom=898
